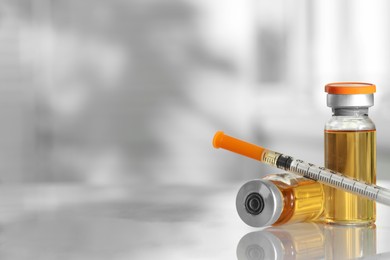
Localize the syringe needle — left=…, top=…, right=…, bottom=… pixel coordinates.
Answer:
left=213, top=131, right=390, bottom=206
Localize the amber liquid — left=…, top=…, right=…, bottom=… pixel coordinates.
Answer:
left=272, top=179, right=324, bottom=226
left=324, top=130, right=376, bottom=225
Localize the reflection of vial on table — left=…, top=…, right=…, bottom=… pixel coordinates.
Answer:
left=236, top=223, right=325, bottom=260
left=324, top=82, right=376, bottom=225
left=236, top=173, right=323, bottom=227
left=324, top=224, right=376, bottom=259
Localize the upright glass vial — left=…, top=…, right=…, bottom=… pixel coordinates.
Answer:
left=236, top=173, right=324, bottom=227
left=324, top=82, right=376, bottom=225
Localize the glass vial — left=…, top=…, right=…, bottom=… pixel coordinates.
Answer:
left=324, top=82, right=376, bottom=225
left=236, top=173, right=324, bottom=227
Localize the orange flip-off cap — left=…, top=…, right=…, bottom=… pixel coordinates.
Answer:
left=213, top=131, right=265, bottom=161
left=325, top=82, right=376, bottom=95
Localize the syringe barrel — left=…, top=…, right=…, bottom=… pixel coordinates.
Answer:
left=286, top=159, right=379, bottom=201
left=376, top=188, right=390, bottom=206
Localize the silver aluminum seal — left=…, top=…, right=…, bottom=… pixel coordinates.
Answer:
left=327, top=94, right=374, bottom=108
left=236, top=179, right=283, bottom=227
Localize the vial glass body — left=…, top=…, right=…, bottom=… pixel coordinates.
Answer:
left=324, top=109, right=376, bottom=225
left=264, top=174, right=324, bottom=226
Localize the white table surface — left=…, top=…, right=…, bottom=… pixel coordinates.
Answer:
left=0, top=181, right=390, bottom=260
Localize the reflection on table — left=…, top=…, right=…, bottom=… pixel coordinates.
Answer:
left=237, top=222, right=377, bottom=260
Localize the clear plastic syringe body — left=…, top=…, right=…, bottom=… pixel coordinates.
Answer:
left=262, top=151, right=380, bottom=203
left=377, top=188, right=390, bottom=205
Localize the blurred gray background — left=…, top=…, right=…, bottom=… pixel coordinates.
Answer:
left=1, top=0, right=390, bottom=186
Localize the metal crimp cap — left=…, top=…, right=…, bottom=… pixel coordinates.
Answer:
left=236, top=180, right=283, bottom=227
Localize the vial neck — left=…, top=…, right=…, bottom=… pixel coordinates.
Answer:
left=332, top=107, right=369, bottom=116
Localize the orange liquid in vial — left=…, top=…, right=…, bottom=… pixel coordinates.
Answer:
left=324, top=130, right=376, bottom=225
left=272, top=179, right=324, bottom=226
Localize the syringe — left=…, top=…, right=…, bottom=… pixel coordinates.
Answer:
left=213, top=131, right=390, bottom=206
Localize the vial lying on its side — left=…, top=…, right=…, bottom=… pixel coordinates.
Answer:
left=236, top=173, right=324, bottom=227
